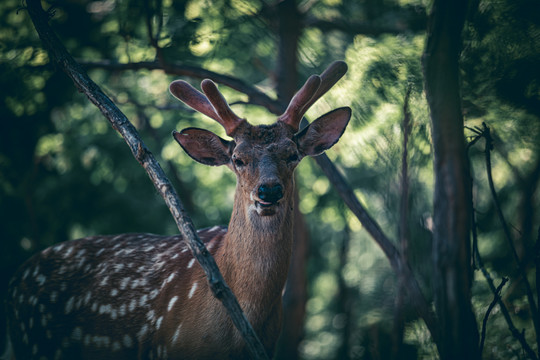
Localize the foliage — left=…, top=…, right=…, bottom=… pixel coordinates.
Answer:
left=1, top=0, right=538, bottom=358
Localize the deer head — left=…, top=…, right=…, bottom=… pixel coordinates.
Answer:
left=169, top=61, right=351, bottom=223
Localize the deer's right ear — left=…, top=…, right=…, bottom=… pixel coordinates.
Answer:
left=173, top=129, right=231, bottom=166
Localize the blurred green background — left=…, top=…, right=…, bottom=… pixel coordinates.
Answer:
left=1, top=0, right=539, bottom=358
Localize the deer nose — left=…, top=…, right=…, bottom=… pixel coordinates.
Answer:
left=257, top=183, right=283, bottom=204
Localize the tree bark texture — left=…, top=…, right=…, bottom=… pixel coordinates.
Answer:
left=422, top=1, right=480, bottom=359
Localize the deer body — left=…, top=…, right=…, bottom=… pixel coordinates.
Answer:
left=6, top=61, right=351, bottom=359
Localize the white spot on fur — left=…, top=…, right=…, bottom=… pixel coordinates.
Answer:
left=137, top=324, right=149, bottom=340
left=131, top=279, right=140, bottom=289
left=187, top=259, right=195, bottom=269
left=36, top=274, right=46, bottom=286
left=64, top=247, right=74, bottom=258
left=156, top=316, right=163, bottom=330
left=149, top=289, right=159, bottom=300
left=120, top=277, right=130, bottom=290
left=146, top=309, right=155, bottom=322
left=99, top=304, right=112, bottom=315
left=171, top=324, right=182, bottom=344
left=168, top=296, right=178, bottom=312
left=188, top=282, right=198, bottom=299
left=84, top=291, right=92, bottom=305
left=111, top=340, right=121, bottom=351
left=129, top=298, right=137, bottom=312
left=119, top=303, right=127, bottom=317
left=114, top=263, right=124, bottom=272
left=123, top=334, right=133, bottom=348
left=65, top=296, right=75, bottom=314
left=54, top=244, right=65, bottom=253
left=71, top=327, right=83, bottom=341
left=139, top=294, right=148, bottom=306
left=111, top=288, right=118, bottom=297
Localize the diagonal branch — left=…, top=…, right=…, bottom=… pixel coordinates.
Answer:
left=78, top=59, right=284, bottom=115
left=24, top=1, right=269, bottom=359
left=312, top=152, right=439, bottom=345
left=78, top=28, right=440, bottom=353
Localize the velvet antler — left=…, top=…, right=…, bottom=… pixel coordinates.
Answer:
left=278, top=60, right=348, bottom=132
left=170, top=80, right=245, bottom=136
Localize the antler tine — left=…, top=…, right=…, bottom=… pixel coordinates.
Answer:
left=278, top=75, right=322, bottom=131
left=201, top=79, right=245, bottom=136
left=302, top=60, right=348, bottom=111
left=169, top=80, right=222, bottom=124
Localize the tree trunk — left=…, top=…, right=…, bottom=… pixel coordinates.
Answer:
left=422, top=1, right=480, bottom=359
left=274, top=1, right=308, bottom=359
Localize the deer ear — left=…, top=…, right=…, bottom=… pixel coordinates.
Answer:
left=173, top=129, right=231, bottom=166
left=295, top=107, right=351, bottom=157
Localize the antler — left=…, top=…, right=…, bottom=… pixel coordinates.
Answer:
left=170, top=79, right=245, bottom=136
left=278, top=60, right=348, bottom=132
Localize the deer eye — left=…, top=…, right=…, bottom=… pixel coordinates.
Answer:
left=233, top=156, right=246, bottom=168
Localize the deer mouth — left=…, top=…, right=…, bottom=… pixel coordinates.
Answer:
left=254, top=199, right=279, bottom=216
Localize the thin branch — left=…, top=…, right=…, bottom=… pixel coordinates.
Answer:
left=468, top=126, right=539, bottom=360
left=393, top=86, right=413, bottom=358
left=78, top=59, right=284, bottom=115
left=24, top=1, right=269, bottom=359
left=482, top=123, right=539, bottom=343
left=479, top=277, right=508, bottom=355
left=303, top=10, right=427, bottom=36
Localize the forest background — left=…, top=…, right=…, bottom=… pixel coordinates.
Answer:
left=0, top=0, right=539, bottom=359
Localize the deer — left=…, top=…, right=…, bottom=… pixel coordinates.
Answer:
left=5, top=61, right=351, bottom=360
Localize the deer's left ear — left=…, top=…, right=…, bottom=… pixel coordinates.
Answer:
left=295, top=107, right=351, bottom=157
left=173, top=128, right=231, bottom=166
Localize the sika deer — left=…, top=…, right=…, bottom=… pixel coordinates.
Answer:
left=6, top=61, right=351, bottom=359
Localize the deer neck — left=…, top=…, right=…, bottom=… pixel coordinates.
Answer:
left=218, top=184, right=294, bottom=309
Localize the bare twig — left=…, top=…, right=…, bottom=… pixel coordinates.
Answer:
left=393, top=86, right=412, bottom=358
left=468, top=126, right=539, bottom=360
left=479, top=277, right=508, bottom=354
left=536, top=226, right=540, bottom=352
left=482, top=123, right=539, bottom=345
left=24, top=1, right=269, bottom=358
